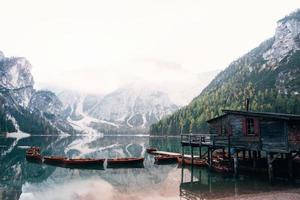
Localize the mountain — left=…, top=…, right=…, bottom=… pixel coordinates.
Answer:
left=55, top=86, right=179, bottom=134
left=0, top=51, right=76, bottom=135
left=150, top=9, right=300, bottom=135
left=86, top=86, right=178, bottom=133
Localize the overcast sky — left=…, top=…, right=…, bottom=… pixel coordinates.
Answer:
left=0, top=0, right=299, bottom=104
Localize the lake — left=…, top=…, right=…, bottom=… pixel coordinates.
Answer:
left=0, top=134, right=298, bottom=200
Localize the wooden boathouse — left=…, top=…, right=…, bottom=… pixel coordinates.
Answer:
left=181, top=109, right=300, bottom=183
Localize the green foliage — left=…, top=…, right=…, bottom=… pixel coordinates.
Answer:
left=150, top=39, right=300, bottom=136
left=0, top=95, right=63, bottom=135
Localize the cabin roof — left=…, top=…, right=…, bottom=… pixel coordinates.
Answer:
left=207, top=109, right=300, bottom=123
left=206, top=114, right=227, bottom=123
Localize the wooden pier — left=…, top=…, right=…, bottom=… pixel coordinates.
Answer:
left=181, top=109, right=300, bottom=183
left=151, top=150, right=199, bottom=158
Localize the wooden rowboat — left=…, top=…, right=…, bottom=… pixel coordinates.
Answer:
left=63, top=158, right=105, bottom=166
left=212, top=163, right=233, bottom=174
left=26, top=147, right=40, bottom=154
left=177, top=157, right=207, bottom=167
left=26, top=147, right=43, bottom=163
left=107, top=157, right=144, bottom=168
left=154, top=155, right=178, bottom=164
left=26, top=153, right=43, bottom=163
left=146, top=148, right=157, bottom=154
left=43, top=156, right=67, bottom=165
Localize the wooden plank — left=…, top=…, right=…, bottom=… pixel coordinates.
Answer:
left=152, top=150, right=199, bottom=158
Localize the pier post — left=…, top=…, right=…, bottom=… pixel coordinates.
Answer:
left=253, top=151, right=257, bottom=170
left=199, top=146, right=202, bottom=159
left=234, top=150, right=239, bottom=178
left=181, top=146, right=185, bottom=166
left=222, top=148, right=225, bottom=159
left=228, top=136, right=231, bottom=160
left=208, top=171, right=212, bottom=193
left=191, top=146, right=194, bottom=166
left=208, top=147, right=212, bottom=169
left=287, top=153, right=293, bottom=183
left=258, top=151, right=261, bottom=159
left=248, top=150, right=252, bottom=160
left=267, top=153, right=274, bottom=184
left=181, top=162, right=184, bottom=183
left=242, top=150, right=246, bottom=160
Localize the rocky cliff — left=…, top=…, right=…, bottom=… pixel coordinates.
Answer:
left=0, top=51, right=76, bottom=135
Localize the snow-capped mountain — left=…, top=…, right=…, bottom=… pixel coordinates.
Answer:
left=0, top=52, right=34, bottom=107
left=54, top=86, right=179, bottom=134
left=0, top=51, right=76, bottom=135
left=86, top=86, right=178, bottom=129
left=29, top=91, right=64, bottom=117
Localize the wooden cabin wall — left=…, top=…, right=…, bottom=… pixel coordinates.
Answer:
left=288, top=121, right=300, bottom=151
left=209, top=120, right=220, bottom=135
left=209, top=116, right=231, bottom=136
left=228, top=115, right=244, bottom=137
left=208, top=113, right=299, bottom=153
left=260, top=119, right=287, bottom=152
left=228, top=115, right=260, bottom=150
left=209, top=117, right=229, bottom=146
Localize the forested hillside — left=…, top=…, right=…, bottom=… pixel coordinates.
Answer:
left=150, top=10, right=300, bottom=135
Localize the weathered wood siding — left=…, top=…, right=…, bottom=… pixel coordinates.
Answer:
left=228, top=115, right=244, bottom=137
left=207, top=111, right=300, bottom=153
left=209, top=117, right=229, bottom=146
left=209, top=120, right=221, bottom=135
left=209, top=115, right=261, bottom=149
left=260, top=120, right=287, bottom=152
left=288, top=121, right=300, bottom=151
left=228, top=115, right=260, bottom=150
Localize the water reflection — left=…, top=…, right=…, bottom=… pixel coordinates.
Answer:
left=0, top=135, right=182, bottom=200
left=179, top=164, right=298, bottom=200
left=0, top=135, right=298, bottom=200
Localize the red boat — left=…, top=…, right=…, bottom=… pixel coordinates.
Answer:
left=26, top=147, right=43, bottom=163
left=212, top=164, right=232, bottom=173
left=212, top=162, right=233, bottom=174
left=63, top=158, right=105, bottom=166
left=107, top=157, right=144, bottom=168
left=146, top=148, right=157, bottom=154
left=26, top=146, right=40, bottom=154
left=154, top=155, right=178, bottom=164
left=43, top=156, right=67, bottom=165
left=177, top=157, right=207, bottom=167
left=26, top=153, right=43, bottom=163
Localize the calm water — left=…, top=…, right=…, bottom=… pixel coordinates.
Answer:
left=0, top=134, right=297, bottom=200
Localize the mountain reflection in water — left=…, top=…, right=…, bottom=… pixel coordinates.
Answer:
left=0, top=135, right=298, bottom=200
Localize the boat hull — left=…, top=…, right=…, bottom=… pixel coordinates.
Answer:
left=107, top=158, right=144, bottom=168
left=43, top=156, right=66, bottom=166
left=212, top=163, right=233, bottom=174
left=63, top=159, right=105, bottom=169
left=146, top=148, right=157, bottom=154
left=26, top=154, right=43, bottom=163
left=26, top=147, right=43, bottom=163
left=63, top=158, right=105, bottom=165
left=154, top=155, right=178, bottom=164
left=177, top=157, right=207, bottom=167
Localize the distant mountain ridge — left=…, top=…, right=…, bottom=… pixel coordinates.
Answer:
left=150, top=9, right=300, bottom=135
left=0, top=51, right=77, bottom=135
left=56, top=86, right=179, bottom=134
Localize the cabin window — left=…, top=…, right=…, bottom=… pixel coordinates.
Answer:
left=246, top=118, right=255, bottom=135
